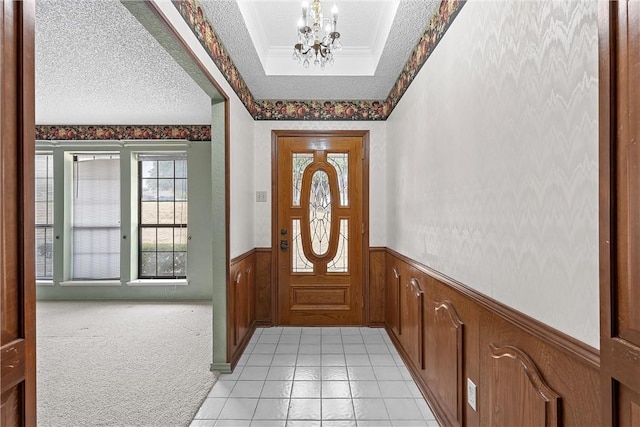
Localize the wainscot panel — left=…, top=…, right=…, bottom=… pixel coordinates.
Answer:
left=255, top=248, right=272, bottom=325
left=228, top=249, right=257, bottom=368
left=384, top=249, right=600, bottom=427
left=368, top=248, right=386, bottom=326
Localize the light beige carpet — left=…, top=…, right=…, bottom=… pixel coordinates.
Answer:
left=37, top=301, right=216, bottom=427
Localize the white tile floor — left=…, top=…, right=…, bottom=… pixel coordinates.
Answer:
left=191, top=327, right=440, bottom=427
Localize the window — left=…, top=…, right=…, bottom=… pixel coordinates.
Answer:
left=72, top=154, right=121, bottom=280
left=138, top=154, right=188, bottom=279
left=35, top=153, right=54, bottom=280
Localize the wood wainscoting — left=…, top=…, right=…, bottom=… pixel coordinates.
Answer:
left=229, top=246, right=599, bottom=426
left=228, top=249, right=257, bottom=368
left=384, top=248, right=601, bottom=427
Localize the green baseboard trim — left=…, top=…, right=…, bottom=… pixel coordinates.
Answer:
left=210, top=362, right=232, bottom=373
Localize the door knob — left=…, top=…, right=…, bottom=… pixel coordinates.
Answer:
left=280, top=239, right=289, bottom=250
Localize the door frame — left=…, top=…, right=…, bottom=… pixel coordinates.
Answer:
left=599, top=0, right=640, bottom=424
left=271, top=130, right=370, bottom=326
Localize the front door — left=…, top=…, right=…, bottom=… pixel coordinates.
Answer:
left=274, top=132, right=366, bottom=325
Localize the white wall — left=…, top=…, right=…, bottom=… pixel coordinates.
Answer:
left=386, top=0, right=599, bottom=347
left=155, top=1, right=256, bottom=259
left=253, top=121, right=387, bottom=249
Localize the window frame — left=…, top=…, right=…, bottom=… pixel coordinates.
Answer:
left=137, top=154, right=188, bottom=279
left=34, top=141, right=192, bottom=287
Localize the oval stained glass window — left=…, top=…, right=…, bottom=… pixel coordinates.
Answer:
left=309, top=169, right=331, bottom=256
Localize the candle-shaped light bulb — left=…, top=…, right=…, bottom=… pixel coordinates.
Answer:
left=297, top=17, right=304, bottom=29
left=302, top=1, right=308, bottom=22
left=331, top=4, right=338, bottom=32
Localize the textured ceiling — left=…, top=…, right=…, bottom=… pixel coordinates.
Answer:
left=200, top=0, right=440, bottom=100
left=35, top=0, right=440, bottom=124
left=35, top=0, right=211, bottom=125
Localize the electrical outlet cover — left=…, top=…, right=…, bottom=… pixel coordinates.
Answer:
left=467, top=378, right=477, bottom=411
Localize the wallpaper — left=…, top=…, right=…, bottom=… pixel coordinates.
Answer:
left=172, top=0, right=465, bottom=121
left=386, top=0, right=599, bottom=347
left=253, top=121, right=387, bottom=248
left=35, top=125, right=211, bottom=141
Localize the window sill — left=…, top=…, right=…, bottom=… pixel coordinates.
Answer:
left=59, top=280, right=122, bottom=287
left=126, top=279, right=189, bottom=287
left=36, top=280, right=55, bottom=286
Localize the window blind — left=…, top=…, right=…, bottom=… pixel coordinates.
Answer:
left=72, top=154, right=120, bottom=280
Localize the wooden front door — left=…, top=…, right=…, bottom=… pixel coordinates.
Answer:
left=599, top=1, right=640, bottom=425
left=274, top=132, right=366, bottom=326
left=1, top=1, right=37, bottom=425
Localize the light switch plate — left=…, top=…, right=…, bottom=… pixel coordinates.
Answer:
left=467, top=378, right=477, bottom=411
left=256, top=191, right=267, bottom=202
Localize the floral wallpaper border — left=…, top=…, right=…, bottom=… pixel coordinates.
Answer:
left=35, top=125, right=211, bottom=141
left=174, top=0, right=465, bottom=121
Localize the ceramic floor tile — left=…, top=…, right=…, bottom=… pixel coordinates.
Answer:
left=245, top=354, right=274, bottom=366
left=321, top=327, right=341, bottom=335
left=352, top=398, right=389, bottom=420
left=405, top=381, right=423, bottom=398
left=322, top=398, right=355, bottom=420
left=365, top=344, right=391, bottom=354
left=288, top=398, right=321, bottom=420
left=369, top=354, right=397, bottom=367
left=250, top=421, right=286, bottom=427
left=253, top=398, right=290, bottom=420
left=321, top=354, right=346, bottom=367
left=218, top=398, right=259, bottom=420
left=208, top=381, right=236, bottom=398
left=373, top=366, right=403, bottom=381
left=279, top=334, right=302, bottom=344
left=298, top=344, right=321, bottom=354
left=282, top=327, right=303, bottom=334
left=414, top=398, right=436, bottom=420
left=384, top=399, right=424, bottom=420
left=285, top=421, right=321, bottom=427
left=349, top=380, right=382, bottom=398
left=294, top=366, right=321, bottom=381
left=230, top=381, right=264, bottom=398
left=214, top=420, right=251, bottom=427
left=260, top=380, right=293, bottom=398
left=302, top=327, right=322, bottom=335
left=346, top=366, right=376, bottom=381
left=322, top=344, right=344, bottom=354
left=340, top=327, right=362, bottom=335
left=321, top=381, right=351, bottom=398
left=189, top=420, right=216, bottom=427
left=266, top=366, right=296, bottom=380
left=257, top=335, right=280, bottom=344
left=322, top=366, right=348, bottom=381
left=276, top=344, right=300, bottom=354
left=345, top=354, right=371, bottom=366
left=271, top=354, right=298, bottom=366
left=391, top=421, right=430, bottom=427
left=194, top=398, right=227, bottom=420
left=291, top=380, right=321, bottom=398
left=362, top=335, right=385, bottom=344
left=378, top=381, right=413, bottom=398
left=322, top=335, right=343, bottom=344
left=356, top=421, right=393, bottom=427
left=238, top=366, right=270, bottom=381
left=296, top=355, right=321, bottom=367
left=322, top=421, right=357, bottom=427
left=341, top=335, right=364, bottom=344
left=300, top=335, right=322, bottom=344
left=343, top=344, right=367, bottom=354
left=218, top=366, right=243, bottom=382
left=262, top=327, right=283, bottom=335
left=252, top=344, right=277, bottom=354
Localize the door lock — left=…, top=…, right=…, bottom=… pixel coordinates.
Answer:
left=280, top=239, right=289, bottom=250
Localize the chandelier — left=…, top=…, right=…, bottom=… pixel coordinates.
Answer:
left=292, top=0, right=342, bottom=69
